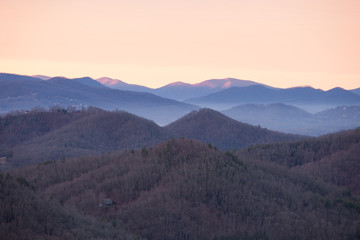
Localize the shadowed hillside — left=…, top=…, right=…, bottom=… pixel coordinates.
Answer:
left=166, top=108, right=302, bottom=150
left=12, top=138, right=360, bottom=240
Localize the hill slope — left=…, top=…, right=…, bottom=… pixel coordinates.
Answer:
left=0, top=172, right=137, bottom=240
left=238, top=127, right=360, bottom=195
left=12, top=138, right=360, bottom=240
left=166, top=108, right=302, bottom=150
left=0, top=108, right=171, bottom=170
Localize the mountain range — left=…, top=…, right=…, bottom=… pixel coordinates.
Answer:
left=223, top=103, right=360, bottom=136
left=1, top=72, right=360, bottom=135
left=0, top=73, right=197, bottom=125
left=186, top=85, right=360, bottom=112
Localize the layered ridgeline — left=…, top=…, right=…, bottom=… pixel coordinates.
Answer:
left=186, top=85, right=360, bottom=112
left=0, top=107, right=301, bottom=171
left=2, top=73, right=360, bottom=135
left=9, top=136, right=360, bottom=240
left=0, top=73, right=198, bottom=125
left=223, top=104, right=360, bottom=136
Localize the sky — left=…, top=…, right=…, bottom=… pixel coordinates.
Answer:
left=1, top=0, right=359, bottom=90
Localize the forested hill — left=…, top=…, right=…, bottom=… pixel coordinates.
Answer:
left=238, top=127, right=360, bottom=195
left=166, top=108, right=302, bottom=150
left=0, top=173, right=139, bottom=240
left=0, top=107, right=170, bottom=170
left=11, top=138, right=360, bottom=240
left=0, top=107, right=302, bottom=170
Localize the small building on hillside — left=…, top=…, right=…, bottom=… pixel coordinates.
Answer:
left=103, top=198, right=113, bottom=206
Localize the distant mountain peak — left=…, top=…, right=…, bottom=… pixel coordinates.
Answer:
left=167, top=81, right=190, bottom=87
left=194, top=78, right=262, bottom=89
left=32, top=75, right=52, bottom=80
left=97, top=77, right=126, bottom=86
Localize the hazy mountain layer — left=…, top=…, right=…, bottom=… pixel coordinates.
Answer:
left=186, top=85, right=360, bottom=112
left=223, top=103, right=360, bottom=136
left=0, top=73, right=198, bottom=125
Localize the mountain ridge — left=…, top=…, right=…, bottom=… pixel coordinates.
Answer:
left=186, top=85, right=360, bottom=111
left=222, top=103, right=360, bottom=136
left=0, top=74, right=198, bottom=125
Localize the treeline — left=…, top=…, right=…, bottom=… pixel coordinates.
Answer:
left=12, top=138, right=360, bottom=240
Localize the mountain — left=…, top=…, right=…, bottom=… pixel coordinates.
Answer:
left=222, top=103, right=315, bottom=135
left=222, top=104, right=360, bottom=136
left=95, top=77, right=267, bottom=101
left=351, top=87, right=360, bottom=96
left=0, top=73, right=198, bottom=125
left=165, top=108, right=302, bottom=150
left=0, top=72, right=43, bottom=82
left=69, top=76, right=107, bottom=88
left=10, top=137, right=360, bottom=240
left=32, top=74, right=52, bottom=80
left=186, top=85, right=360, bottom=111
left=0, top=108, right=171, bottom=170
left=151, top=78, right=267, bottom=101
left=97, top=77, right=153, bottom=92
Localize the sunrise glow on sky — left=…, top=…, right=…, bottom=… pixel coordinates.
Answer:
left=1, top=0, right=359, bottom=89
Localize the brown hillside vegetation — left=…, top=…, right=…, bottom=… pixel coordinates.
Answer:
left=13, top=138, right=360, bottom=240
left=166, top=108, right=302, bottom=150
left=0, top=173, right=139, bottom=240
left=238, top=128, right=360, bottom=195
left=0, top=107, right=170, bottom=170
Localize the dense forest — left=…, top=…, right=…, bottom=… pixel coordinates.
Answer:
left=0, top=172, right=139, bottom=240
left=6, top=136, right=360, bottom=239
left=238, top=128, right=360, bottom=195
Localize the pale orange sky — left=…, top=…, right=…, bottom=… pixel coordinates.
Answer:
left=1, top=0, right=359, bottom=89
